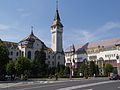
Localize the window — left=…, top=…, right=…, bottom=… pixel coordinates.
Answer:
left=19, top=51, right=21, bottom=56
left=48, top=61, right=50, bottom=64
left=67, top=58, right=70, bottom=62
left=58, top=56, right=60, bottom=59
left=27, top=51, right=31, bottom=59
left=11, top=51, right=13, bottom=55
left=9, top=58, right=12, bottom=60
left=52, top=56, right=54, bottom=59
left=22, top=51, right=24, bottom=56
left=48, top=55, right=50, bottom=59
left=35, top=51, right=40, bottom=57
left=16, top=52, right=18, bottom=56
left=52, top=61, right=54, bottom=65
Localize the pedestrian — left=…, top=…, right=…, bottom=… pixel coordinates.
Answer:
left=55, top=74, right=58, bottom=80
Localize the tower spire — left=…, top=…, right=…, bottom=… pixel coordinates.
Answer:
left=31, top=26, right=34, bottom=35
left=56, top=0, right=58, bottom=10
left=54, top=0, right=61, bottom=21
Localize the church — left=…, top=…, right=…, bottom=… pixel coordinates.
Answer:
left=2, top=7, right=65, bottom=67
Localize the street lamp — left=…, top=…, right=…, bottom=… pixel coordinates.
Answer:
left=69, top=60, right=72, bottom=79
left=69, top=44, right=75, bottom=79
left=116, top=55, right=120, bottom=74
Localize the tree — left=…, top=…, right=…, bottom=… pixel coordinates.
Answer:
left=0, top=41, right=9, bottom=76
left=6, top=61, right=15, bottom=75
left=80, top=62, right=89, bottom=77
left=104, top=64, right=113, bottom=76
left=64, top=66, right=70, bottom=77
left=89, top=61, right=99, bottom=77
left=80, top=61, right=99, bottom=77
left=56, top=64, right=66, bottom=77
left=6, top=61, right=16, bottom=80
left=15, top=56, right=31, bottom=78
left=31, top=46, right=48, bottom=77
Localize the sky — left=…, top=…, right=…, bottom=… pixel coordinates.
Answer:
left=0, top=0, right=120, bottom=49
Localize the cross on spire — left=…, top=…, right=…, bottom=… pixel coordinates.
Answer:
left=56, top=0, right=58, bottom=10
left=54, top=0, right=61, bottom=21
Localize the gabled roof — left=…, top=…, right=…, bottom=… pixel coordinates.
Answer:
left=3, top=41, right=18, bottom=49
left=19, top=32, right=44, bottom=44
left=65, top=38, right=120, bottom=52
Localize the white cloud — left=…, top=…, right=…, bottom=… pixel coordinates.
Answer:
left=97, top=22, right=120, bottom=32
left=17, top=8, right=25, bottom=12
left=21, top=13, right=31, bottom=17
left=0, top=24, right=11, bottom=30
left=16, top=8, right=31, bottom=17
left=64, top=22, right=120, bottom=49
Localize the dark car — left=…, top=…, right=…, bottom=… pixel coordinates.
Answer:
left=0, top=75, right=7, bottom=81
left=109, top=74, right=120, bottom=80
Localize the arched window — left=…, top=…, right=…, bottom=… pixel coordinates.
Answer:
left=52, top=61, right=54, bottom=65
left=11, top=51, right=13, bottom=55
left=27, top=51, right=31, bottom=59
left=22, top=51, right=24, bottom=56
left=34, top=51, right=40, bottom=57
left=58, top=56, right=60, bottom=59
left=16, top=52, right=19, bottom=56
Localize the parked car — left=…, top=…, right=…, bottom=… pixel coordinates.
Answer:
left=0, top=75, right=7, bottom=81
left=109, top=74, right=120, bottom=80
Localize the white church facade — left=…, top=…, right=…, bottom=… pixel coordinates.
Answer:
left=2, top=8, right=65, bottom=67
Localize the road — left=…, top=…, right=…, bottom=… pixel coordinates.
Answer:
left=0, top=78, right=120, bottom=90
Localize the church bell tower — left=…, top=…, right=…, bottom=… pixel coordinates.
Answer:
left=51, top=0, right=63, bottom=53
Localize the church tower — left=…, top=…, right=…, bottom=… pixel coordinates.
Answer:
left=51, top=1, right=63, bottom=53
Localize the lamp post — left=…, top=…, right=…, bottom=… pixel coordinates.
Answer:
left=116, top=55, right=120, bottom=74
left=69, top=44, right=75, bottom=79
left=69, top=60, right=72, bottom=79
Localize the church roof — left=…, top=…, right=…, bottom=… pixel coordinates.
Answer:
left=20, top=33, right=39, bottom=43
left=65, top=37, right=120, bottom=52
left=19, top=29, right=46, bottom=48
left=19, top=30, right=44, bottom=44
left=3, top=41, right=18, bottom=49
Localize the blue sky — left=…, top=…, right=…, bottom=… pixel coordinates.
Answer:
left=0, top=0, right=120, bottom=49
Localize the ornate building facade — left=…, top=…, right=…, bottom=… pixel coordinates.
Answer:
left=2, top=8, right=64, bottom=67
left=65, top=38, right=120, bottom=75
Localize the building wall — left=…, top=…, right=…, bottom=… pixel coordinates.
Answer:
left=65, top=45, right=120, bottom=74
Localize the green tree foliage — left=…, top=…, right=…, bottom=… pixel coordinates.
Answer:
left=0, top=41, right=9, bottom=75
left=6, top=61, right=15, bottom=75
left=80, top=61, right=99, bottom=77
left=103, top=64, right=113, bottom=76
left=56, top=64, right=66, bottom=77
left=31, top=46, right=48, bottom=77
left=54, top=64, right=69, bottom=78
left=80, top=62, right=89, bottom=77
left=89, top=61, right=99, bottom=77
left=15, top=56, right=31, bottom=77
left=64, top=66, right=70, bottom=77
